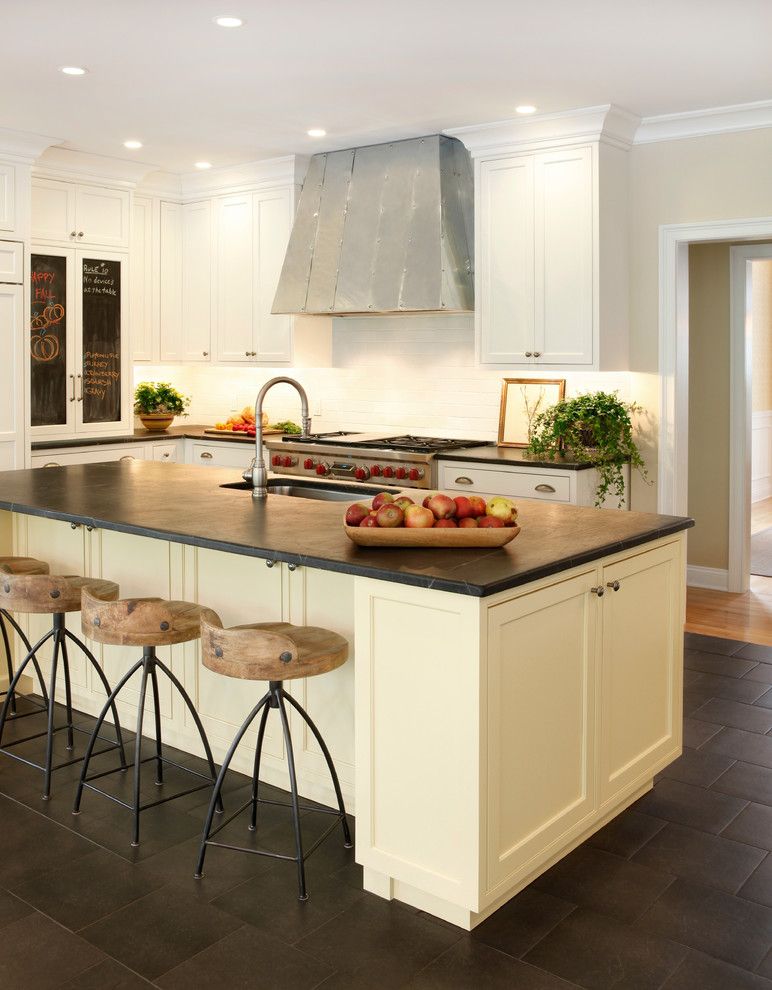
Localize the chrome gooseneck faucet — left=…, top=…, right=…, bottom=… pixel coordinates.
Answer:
left=243, top=377, right=312, bottom=498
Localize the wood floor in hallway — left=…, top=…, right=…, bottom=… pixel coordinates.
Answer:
left=686, top=575, right=772, bottom=646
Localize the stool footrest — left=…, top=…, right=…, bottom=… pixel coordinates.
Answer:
left=80, top=752, right=217, bottom=814
left=0, top=742, right=121, bottom=775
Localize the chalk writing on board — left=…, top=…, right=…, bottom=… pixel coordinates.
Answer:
left=81, top=257, right=122, bottom=425
left=30, top=254, right=68, bottom=427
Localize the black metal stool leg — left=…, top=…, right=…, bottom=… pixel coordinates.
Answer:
left=42, top=632, right=61, bottom=800
left=194, top=691, right=271, bottom=880
left=0, top=613, right=17, bottom=715
left=57, top=621, right=75, bottom=752
left=1, top=610, right=49, bottom=707
left=73, top=656, right=144, bottom=814
left=249, top=703, right=271, bottom=831
left=65, top=629, right=127, bottom=768
left=149, top=663, right=164, bottom=785
left=276, top=686, right=307, bottom=901
left=282, top=690, right=353, bottom=847
left=131, top=653, right=151, bottom=846
left=0, top=628, right=55, bottom=748
left=154, top=657, right=223, bottom=813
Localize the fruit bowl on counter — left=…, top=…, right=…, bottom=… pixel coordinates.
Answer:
left=344, top=492, right=521, bottom=548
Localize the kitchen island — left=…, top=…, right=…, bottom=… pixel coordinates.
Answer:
left=0, top=461, right=692, bottom=929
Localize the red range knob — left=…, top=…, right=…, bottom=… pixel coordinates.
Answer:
left=370, top=464, right=381, bottom=477
left=382, top=465, right=394, bottom=478
left=395, top=466, right=407, bottom=480
left=408, top=468, right=421, bottom=481
left=271, top=454, right=282, bottom=467
left=303, top=458, right=315, bottom=470
left=354, top=466, right=369, bottom=481
left=316, top=463, right=328, bottom=476
left=282, top=455, right=294, bottom=468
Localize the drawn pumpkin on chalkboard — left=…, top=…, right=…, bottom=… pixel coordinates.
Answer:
left=30, top=304, right=64, bottom=362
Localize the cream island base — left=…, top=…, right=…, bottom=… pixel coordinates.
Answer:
left=0, top=474, right=686, bottom=931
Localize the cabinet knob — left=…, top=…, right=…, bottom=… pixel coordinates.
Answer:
left=533, top=351, right=542, bottom=358
left=287, top=562, right=297, bottom=572
left=70, top=522, right=80, bottom=529
left=77, top=231, right=84, bottom=238
left=162, top=453, right=170, bottom=459
left=265, top=559, right=275, bottom=568
left=606, top=580, right=621, bottom=592
left=203, top=351, right=209, bottom=357
left=525, top=351, right=533, bottom=358
left=70, top=230, right=77, bottom=238
left=590, top=586, right=605, bottom=598
left=534, top=483, right=556, bottom=493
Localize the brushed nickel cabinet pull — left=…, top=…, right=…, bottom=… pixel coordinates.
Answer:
left=43, top=462, right=61, bottom=468
left=534, top=483, right=556, bottom=493
left=606, top=580, right=621, bottom=592
left=69, top=375, right=76, bottom=402
left=76, top=374, right=83, bottom=401
left=119, top=455, right=135, bottom=462
left=200, top=451, right=213, bottom=460
left=454, top=476, right=473, bottom=486
left=590, top=586, right=605, bottom=598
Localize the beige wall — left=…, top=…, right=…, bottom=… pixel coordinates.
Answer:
left=752, top=261, right=772, bottom=414
left=628, top=127, right=772, bottom=522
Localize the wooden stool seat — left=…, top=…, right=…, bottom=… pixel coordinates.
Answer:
left=82, top=587, right=218, bottom=647
left=0, top=574, right=118, bottom=615
left=0, top=557, right=50, bottom=577
left=200, top=618, right=348, bottom=682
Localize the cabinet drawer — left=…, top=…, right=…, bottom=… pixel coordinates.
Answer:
left=438, top=462, right=572, bottom=502
left=0, top=241, right=23, bottom=283
left=151, top=442, right=180, bottom=463
left=189, top=441, right=253, bottom=469
left=31, top=444, right=146, bottom=468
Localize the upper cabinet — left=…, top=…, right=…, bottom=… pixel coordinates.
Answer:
left=181, top=200, right=212, bottom=362
left=159, top=201, right=183, bottom=362
left=476, top=141, right=628, bottom=371
left=0, top=164, right=16, bottom=233
left=130, top=195, right=155, bottom=362
left=32, top=178, right=130, bottom=249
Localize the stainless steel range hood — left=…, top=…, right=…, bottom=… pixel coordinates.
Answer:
left=272, top=134, right=474, bottom=316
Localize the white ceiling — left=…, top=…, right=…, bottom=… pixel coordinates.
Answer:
left=1, top=0, right=770, bottom=173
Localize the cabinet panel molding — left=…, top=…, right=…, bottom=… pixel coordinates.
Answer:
left=0, top=165, right=16, bottom=232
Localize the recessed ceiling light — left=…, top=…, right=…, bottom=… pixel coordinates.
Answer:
left=123, top=140, right=143, bottom=150
left=213, top=15, right=243, bottom=27
left=60, top=66, right=87, bottom=76
left=307, top=128, right=326, bottom=138
left=194, top=161, right=212, bottom=170
left=515, top=104, right=537, bottom=115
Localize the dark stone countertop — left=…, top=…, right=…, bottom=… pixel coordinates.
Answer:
left=0, top=462, right=693, bottom=598
left=30, top=425, right=265, bottom=451
left=439, top=446, right=602, bottom=471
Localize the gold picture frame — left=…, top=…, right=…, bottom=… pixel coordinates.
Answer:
left=498, top=378, right=566, bottom=448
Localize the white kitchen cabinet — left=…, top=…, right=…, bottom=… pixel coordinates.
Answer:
left=31, top=179, right=130, bottom=248
left=186, top=439, right=253, bottom=470
left=0, top=164, right=16, bottom=232
left=0, top=241, right=23, bottom=283
left=30, top=444, right=148, bottom=468
left=159, top=201, right=183, bottom=361
left=438, top=458, right=630, bottom=509
left=477, top=142, right=627, bottom=370
left=253, top=188, right=292, bottom=363
left=131, top=195, right=155, bottom=362
left=181, top=200, right=212, bottom=361
left=0, top=284, right=24, bottom=470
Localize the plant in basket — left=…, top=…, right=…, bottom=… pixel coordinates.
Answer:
left=134, top=382, right=190, bottom=432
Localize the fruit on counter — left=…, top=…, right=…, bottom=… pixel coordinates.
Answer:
left=486, top=496, right=518, bottom=525
left=371, top=492, right=395, bottom=511
left=435, top=518, right=458, bottom=528
left=453, top=495, right=474, bottom=519
left=478, top=515, right=505, bottom=528
left=467, top=495, right=487, bottom=517
left=360, top=515, right=379, bottom=528
left=393, top=495, right=415, bottom=512
left=270, top=420, right=302, bottom=435
left=375, top=504, right=404, bottom=528
left=345, top=503, right=370, bottom=527
left=403, top=505, right=436, bottom=528
left=458, top=517, right=479, bottom=528
left=426, top=493, right=456, bottom=519
left=422, top=494, right=432, bottom=508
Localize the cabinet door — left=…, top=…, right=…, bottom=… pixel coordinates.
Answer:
left=216, top=194, right=254, bottom=362
left=30, top=249, right=77, bottom=436
left=182, top=201, right=212, bottom=361
left=31, top=179, right=76, bottom=244
left=598, top=543, right=682, bottom=806
left=253, top=189, right=292, bottom=363
left=0, top=241, right=23, bottom=283
left=130, top=196, right=155, bottom=362
left=0, top=284, right=23, bottom=470
left=159, top=202, right=183, bottom=361
left=534, top=147, right=593, bottom=366
left=75, top=186, right=130, bottom=248
left=0, top=164, right=15, bottom=232
left=75, top=251, right=130, bottom=434
left=478, top=157, right=534, bottom=364
left=487, top=570, right=597, bottom=893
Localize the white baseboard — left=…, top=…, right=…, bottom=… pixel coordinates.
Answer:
left=752, top=476, right=772, bottom=503
left=687, top=565, right=730, bottom=591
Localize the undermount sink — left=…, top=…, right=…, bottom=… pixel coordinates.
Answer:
left=219, top=479, right=385, bottom=501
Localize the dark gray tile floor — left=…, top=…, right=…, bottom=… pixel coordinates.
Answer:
left=0, top=629, right=771, bottom=988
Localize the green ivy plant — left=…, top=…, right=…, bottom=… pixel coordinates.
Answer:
left=133, top=382, right=191, bottom=416
left=526, top=391, right=647, bottom=507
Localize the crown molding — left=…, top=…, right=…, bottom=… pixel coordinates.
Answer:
left=0, top=127, right=62, bottom=163
left=34, top=146, right=157, bottom=187
left=445, top=105, right=641, bottom=157
left=179, top=155, right=300, bottom=198
left=635, top=99, right=772, bottom=145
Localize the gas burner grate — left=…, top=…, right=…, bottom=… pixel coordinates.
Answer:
left=358, top=436, right=490, bottom=453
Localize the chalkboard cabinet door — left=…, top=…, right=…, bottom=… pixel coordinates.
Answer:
left=32, top=179, right=129, bottom=249
left=30, top=248, right=77, bottom=436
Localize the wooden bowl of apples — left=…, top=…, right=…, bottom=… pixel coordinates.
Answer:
left=344, top=492, right=521, bottom=547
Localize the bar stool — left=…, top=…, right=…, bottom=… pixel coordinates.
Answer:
left=0, top=569, right=127, bottom=799
left=194, top=615, right=352, bottom=901
left=74, top=586, right=223, bottom=846
left=0, top=557, right=52, bottom=719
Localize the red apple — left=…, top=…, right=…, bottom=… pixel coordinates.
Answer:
left=372, top=492, right=395, bottom=511
left=394, top=496, right=415, bottom=512
left=467, top=495, right=487, bottom=518
left=458, top=517, right=478, bottom=528
left=404, top=505, right=435, bottom=528
left=360, top=515, right=379, bottom=527
left=453, top=495, right=474, bottom=519
left=422, top=494, right=434, bottom=508
left=434, top=518, right=458, bottom=528
left=427, top=493, right=456, bottom=519
left=478, top=515, right=504, bottom=528
left=376, top=504, right=404, bottom=528
left=345, top=503, right=370, bottom=527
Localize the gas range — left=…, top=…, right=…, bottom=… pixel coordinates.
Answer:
left=264, top=433, right=490, bottom=489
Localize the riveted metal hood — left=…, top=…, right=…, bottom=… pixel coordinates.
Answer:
left=272, top=134, right=474, bottom=316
